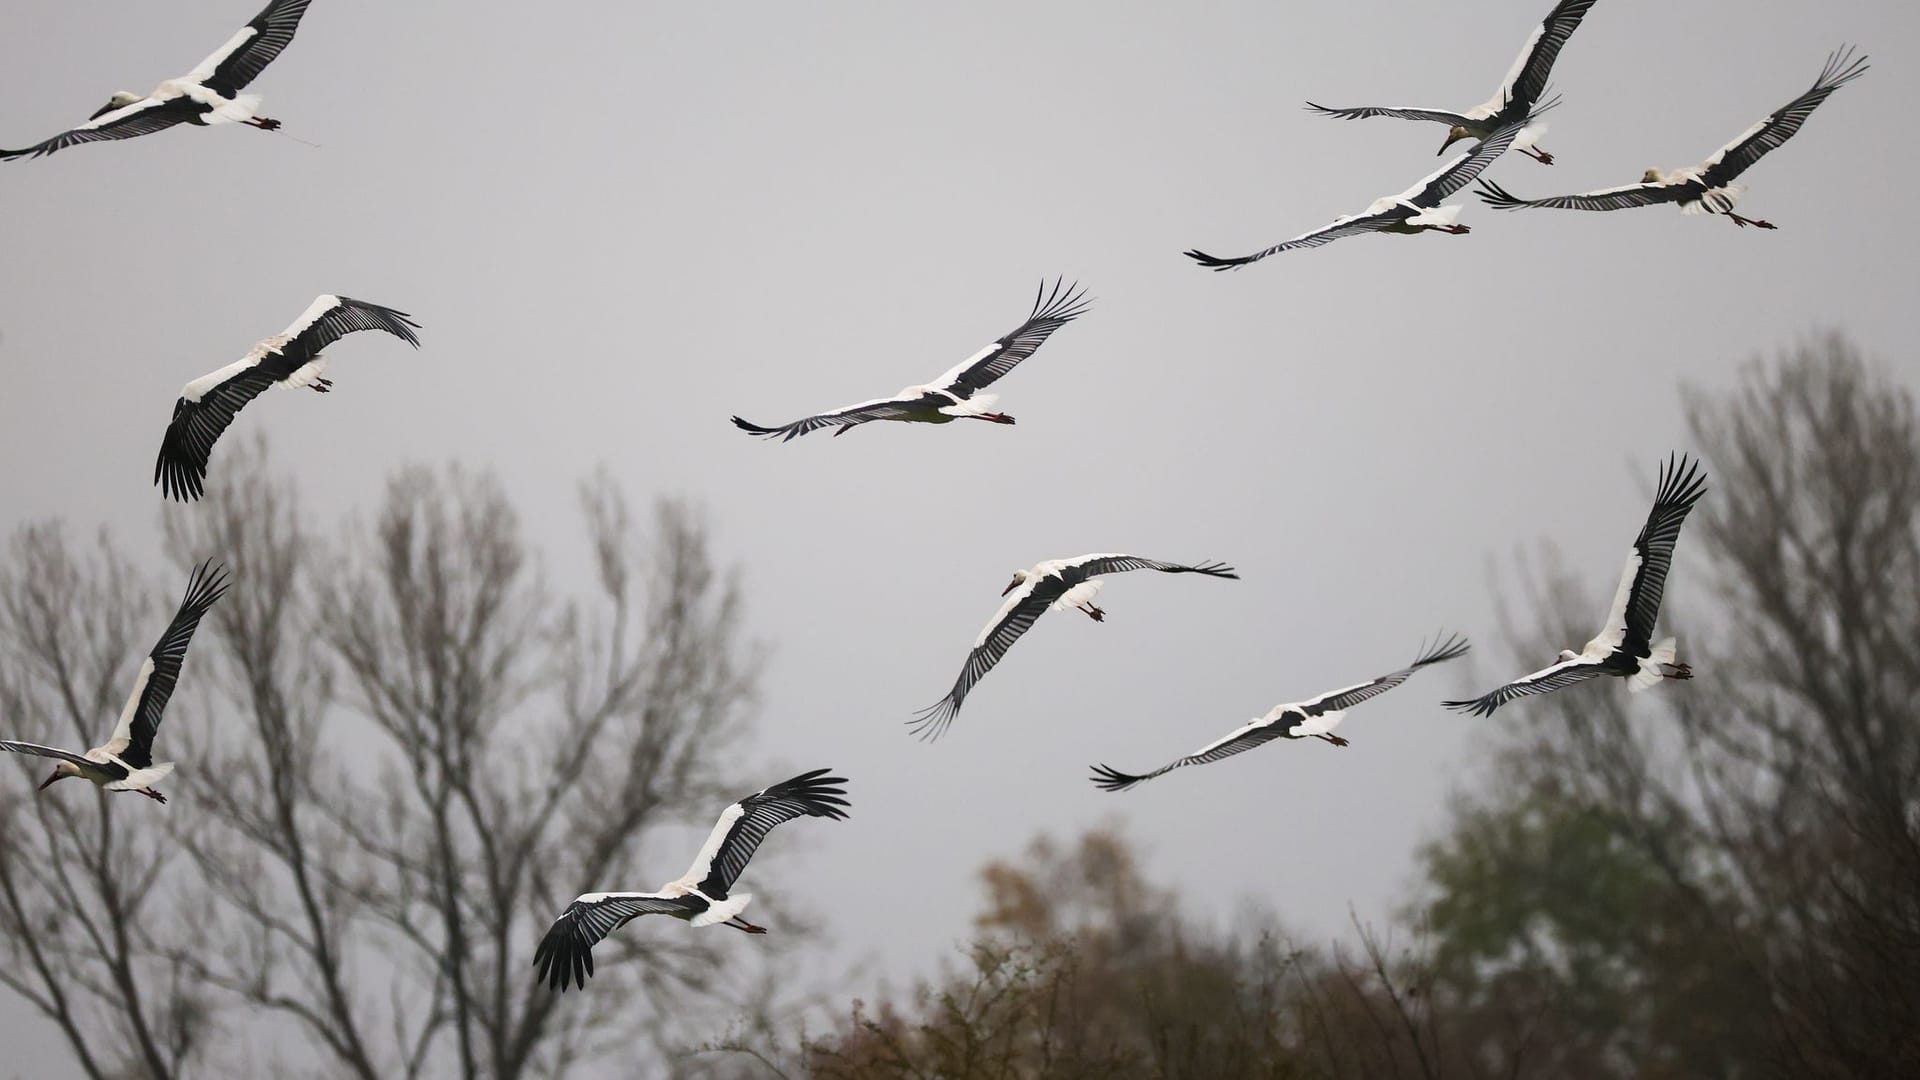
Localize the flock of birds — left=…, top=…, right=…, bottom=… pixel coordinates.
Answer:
left=0, top=0, right=1869, bottom=993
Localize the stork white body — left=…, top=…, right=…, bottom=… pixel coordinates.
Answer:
left=1305, top=0, right=1597, bottom=164
left=2, top=0, right=313, bottom=161
left=0, top=562, right=229, bottom=804
left=913, top=554, right=1241, bottom=740
left=1447, top=455, right=1708, bottom=717
left=533, top=770, right=850, bottom=992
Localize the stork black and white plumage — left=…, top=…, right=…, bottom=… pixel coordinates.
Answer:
left=533, top=769, right=850, bottom=992
left=1445, top=455, right=1708, bottom=718
left=1305, top=0, right=1594, bottom=165
left=0, top=561, right=229, bottom=804
left=730, top=279, right=1089, bottom=440
left=1476, top=47, right=1869, bottom=231
left=911, top=556, right=1240, bottom=741
left=1090, top=633, right=1470, bottom=792
left=1, top=0, right=312, bottom=161
left=155, top=295, right=422, bottom=502
left=1185, top=118, right=1528, bottom=270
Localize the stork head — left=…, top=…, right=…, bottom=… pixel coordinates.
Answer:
left=36, top=761, right=80, bottom=792
left=1557, top=648, right=1580, bottom=663
left=89, top=91, right=142, bottom=120
left=1641, top=168, right=1666, bottom=185
left=1001, top=569, right=1031, bottom=596
left=1438, top=126, right=1474, bottom=156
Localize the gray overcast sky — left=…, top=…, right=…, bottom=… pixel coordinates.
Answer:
left=3, top=0, right=1917, bottom=1072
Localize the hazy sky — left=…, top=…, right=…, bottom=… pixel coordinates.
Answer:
left=3, top=0, right=1917, bottom=1073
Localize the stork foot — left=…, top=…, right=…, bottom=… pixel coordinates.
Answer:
left=972, top=412, right=1016, bottom=425
left=1440, top=224, right=1471, bottom=236
left=1316, top=734, right=1350, bottom=747
left=137, top=788, right=168, bottom=804
left=1662, top=662, right=1693, bottom=681
left=725, top=916, right=768, bottom=935
left=248, top=117, right=282, bottom=131
left=1728, top=213, right=1776, bottom=230
left=309, top=377, right=333, bottom=393
left=1081, top=603, right=1106, bottom=623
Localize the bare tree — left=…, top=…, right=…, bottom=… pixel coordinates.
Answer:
left=0, top=436, right=780, bottom=1078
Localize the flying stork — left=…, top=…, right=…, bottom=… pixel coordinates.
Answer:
left=731, top=279, right=1088, bottom=440
left=2, top=0, right=313, bottom=161
left=1476, top=47, right=1869, bottom=230
left=1185, top=117, right=1528, bottom=269
left=1307, top=0, right=1596, bottom=164
left=912, top=555, right=1240, bottom=740
left=154, top=294, right=422, bottom=502
left=533, top=769, right=850, bottom=991
left=0, top=561, right=229, bottom=805
left=1445, top=454, right=1707, bottom=717
left=1091, top=633, right=1470, bottom=792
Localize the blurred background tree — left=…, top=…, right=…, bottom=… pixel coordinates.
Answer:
left=0, top=437, right=788, bottom=1079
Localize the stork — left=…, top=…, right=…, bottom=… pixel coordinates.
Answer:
left=2, top=0, right=313, bottom=160
left=533, top=769, right=850, bottom=991
left=1307, top=0, right=1596, bottom=164
left=731, top=279, right=1088, bottom=440
left=0, top=561, right=229, bottom=805
left=1092, top=633, right=1470, bottom=791
left=1185, top=117, right=1528, bottom=269
left=154, top=294, right=421, bottom=502
left=1476, top=48, right=1869, bottom=230
left=912, top=555, right=1240, bottom=740
left=1446, top=454, right=1707, bottom=717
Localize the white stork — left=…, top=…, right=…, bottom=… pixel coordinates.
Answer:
left=1307, top=0, right=1596, bottom=164
left=1476, top=47, right=1869, bottom=230
left=1185, top=117, right=1528, bottom=269
left=2, top=0, right=313, bottom=161
left=731, top=279, right=1089, bottom=440
left=1091, top=633, right=1470, bottom=791
left=533, top=769, right=849, bottom=991
left=0, top=561, right=229, bottom=805
left=912, top=555, right=1240, bottom=740
left=154, top=294, right=422, bottom=502
left=1446, top=454, right=1707, bottom=717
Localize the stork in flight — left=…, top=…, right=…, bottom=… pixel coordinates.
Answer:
left=0, top=561, right=229, bottom=805
left=1307, top=0, right=1596, bottom=164
left=534, top=769, right=850, bottom=991
left=154, top=294, right=422, bottom=502
left=1092, top=633, right=1470, bottom=791
left=1185, top=117, right=1529, bottom=269
left=2, top=0, right=313, bottom=161
left=1476, top=47, right=1869, bottom=230
left=912, top=555, right=1240, bottom=740
left=731, top=279, right=1089, bottom=440
left=1446, top=454, right=1707, bottom=717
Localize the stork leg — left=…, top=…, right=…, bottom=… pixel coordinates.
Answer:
left=1520, top=146, right=1555, bottom=165
left=1079, top=603, right=1106, bottom=622
left=1661, top=661, right=1693, bottom=681
left=246, top=116, right=282, bottom=131
left=1313, top=733, right=1350, bottom=748
left=969, top=412, right=1016, bottom=425
left=1432, top=224, right=1471, bottom=236
left=724, top=916, right=768, bottom=935
left=309, top=378, right=333, bottom=393
left=1726, top=212, right=1777, bottom=230
left=136, top=787, right=168, bottom=805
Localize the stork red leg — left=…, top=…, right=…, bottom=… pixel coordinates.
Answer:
left=137, top=788, right=168, bottom=804
left=1079, top=603, right=1106, bottom=622
left=1315, top=733, right=1350, bottom=747
left=970, top=412, right=1016, bottom=425
left=1727, top=212, right=1777, bottom=230
left=246, top=116, right=281, bottom=131
left=725, top=916, right=768, bottom=934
